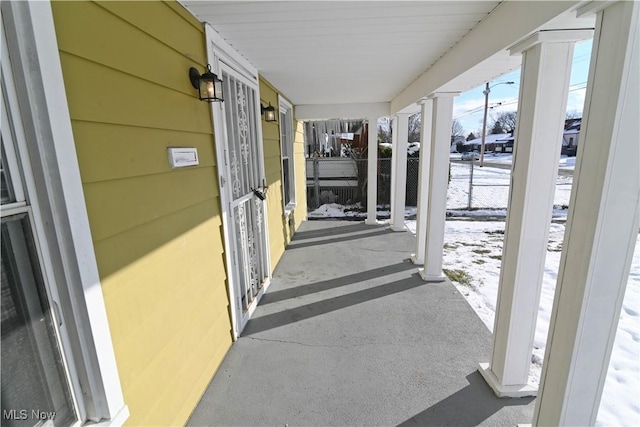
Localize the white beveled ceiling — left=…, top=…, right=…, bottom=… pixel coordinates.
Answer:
left=180, top=1, right=594, bottom=115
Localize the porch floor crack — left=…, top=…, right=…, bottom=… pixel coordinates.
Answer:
left=245, top=336, right=352, bottom=349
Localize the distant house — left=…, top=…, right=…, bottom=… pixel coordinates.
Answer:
left=562, top=118, right=582, bottom=156
left=495, top=135, right=515, bottom=153
left=463, top=133, right=513, bottom=152
left=462, top=119, right=582, bottom=156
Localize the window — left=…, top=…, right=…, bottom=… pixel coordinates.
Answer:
left=1, top=214, right=77, bottom=427
left=1, top=110, right=76, bottom=426
left=279, top=97, right=295, bottom=211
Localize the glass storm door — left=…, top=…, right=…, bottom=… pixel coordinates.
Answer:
left=219, top=65, right=270, bottom=329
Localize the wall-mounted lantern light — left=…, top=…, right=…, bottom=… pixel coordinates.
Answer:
left=189, top=64, right=223, bottom=102
left=261, top=103, right=277, bottom=122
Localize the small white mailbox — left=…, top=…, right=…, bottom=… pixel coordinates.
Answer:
left=167, top=147, right=199, bottom=168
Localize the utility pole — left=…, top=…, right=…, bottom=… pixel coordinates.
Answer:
left=480, top=82, right=490, bottom=167
left=479, top=81, right=515, bottom=167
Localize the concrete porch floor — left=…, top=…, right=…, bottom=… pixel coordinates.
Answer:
left=187, top=220, right=535, bottom=426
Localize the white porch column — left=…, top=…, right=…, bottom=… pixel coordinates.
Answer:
left=419, top=93, right=457, bottom=282
left=390, top=117, right=397, bottom=225
left=391, top=113, right=410, bottom=231
left=478, top=29, right=592, bottom=398
left=534, top=2, right=639, bottom=425
left=365, top=117, right=379, bottom=225
left=411, top=99, right=433, bottom=265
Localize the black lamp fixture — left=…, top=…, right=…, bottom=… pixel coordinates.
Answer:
left=189, top=64, right=223, bottom=102
left=261, top=103, right=277, bottom=122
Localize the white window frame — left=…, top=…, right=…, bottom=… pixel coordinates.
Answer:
left=1, top=2, right=128, bottom=425
left=278, top=95, right=296, bottom=215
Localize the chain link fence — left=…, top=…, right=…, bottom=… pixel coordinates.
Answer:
left=306, top=158, right=420, bottom=209
left=448, top=161, right=510, bottom=210
left=447, top=160, right=573, bottom=211
left=307, top=157, right=572, bottom=212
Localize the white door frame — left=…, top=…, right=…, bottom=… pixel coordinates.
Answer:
left=205, top=25, right=272, bottom=340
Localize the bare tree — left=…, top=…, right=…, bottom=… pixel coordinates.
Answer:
left=490, top=121, right=505, bottom=134
left=408, top=113, right=421, bottom=142
left=378, top=125, right=392, bottom=145
left=490, top=111, right=517, bottom=133
left=566, top=110, right=582, bottom=119
left=451, top=118, right=465, bottom=141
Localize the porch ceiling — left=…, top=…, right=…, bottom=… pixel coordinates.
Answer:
left=181, top=1, right=594, bottom=116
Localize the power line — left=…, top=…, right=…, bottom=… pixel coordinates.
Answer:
left=454, top=81, right=588, bottom=120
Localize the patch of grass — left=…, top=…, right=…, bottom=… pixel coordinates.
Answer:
left=444, top=243, right=459, bottom=250
left=459, top=242, right=483, bottom=247
left=443, top=269, right=473, bottom=286
left=473, top=259, right=486, bottom=265
left=472, top=249, right=492, bottom=255
left=489, top=255, right=502, bottom=261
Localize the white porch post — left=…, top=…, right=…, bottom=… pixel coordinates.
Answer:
left=391, top=113, right=410, bottom=231
left=534, top=2, right=639, bottom=425
left=390, top=117, right=397, bottom=225
left=411, top=99, right=433, bottom=265
left=365, top=116, right=378, bottom=225
left=419, top=93, right=457, bottom=282
left=478, top=29, right=592, bottom=398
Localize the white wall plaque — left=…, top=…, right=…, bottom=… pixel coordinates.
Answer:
left=167, top=147, right=199, bottom=168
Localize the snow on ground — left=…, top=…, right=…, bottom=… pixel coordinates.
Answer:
left=307, top=203, right=361, bottom=218
left=450, top=152, right=576, bottom=170
left=308, top=203, right=392, bottom=219
left=558, top=155, right=577, bottom=169
left=404, top=218, right=640, bottom=426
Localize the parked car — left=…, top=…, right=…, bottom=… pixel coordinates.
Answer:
left=462, top=151, right=480, bottom=160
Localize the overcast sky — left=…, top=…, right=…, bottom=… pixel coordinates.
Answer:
left=453, top=39, right=593, bottom=136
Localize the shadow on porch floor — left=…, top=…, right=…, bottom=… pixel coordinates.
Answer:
left=187, top=220, right=534, bottom=426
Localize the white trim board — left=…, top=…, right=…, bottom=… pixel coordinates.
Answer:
left=205, top=23, right=258, bottom=82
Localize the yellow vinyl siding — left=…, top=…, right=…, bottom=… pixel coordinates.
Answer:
left=59, top=53, right=210, bottom=133
left=82, top=167, right=219, bottom=242
left=72, top=121, right=217, bottom=184
left=259, top=77, right=308, bottom=267
left=51, top=2, right=232, bottom=426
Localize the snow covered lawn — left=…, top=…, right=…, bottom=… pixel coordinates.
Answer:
left=405, top=219, right=640, bottom=426
left=452, top=152, right=577, bottom=171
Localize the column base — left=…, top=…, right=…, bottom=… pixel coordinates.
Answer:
left=364, top=218, right=378, bottom=226
left=390, top=224, right=406, bottom=232
left=410, top=254, right=423, bottom=265
left=418, top=268, right=446, bottom=282
left=478, top=362, right=538, bottom=398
